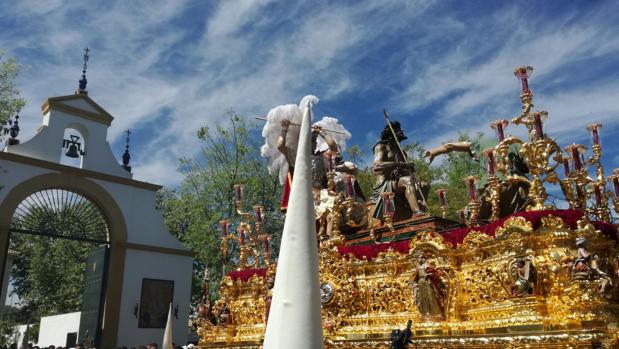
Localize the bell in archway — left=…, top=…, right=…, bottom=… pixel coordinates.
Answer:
left=65, top=143, right=80, bottom=158
left=63, top=134, right=83, bottom=158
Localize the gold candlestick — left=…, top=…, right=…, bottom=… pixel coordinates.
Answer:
left=589, top=181, right=611, bottom=223
left=559, top=177, right=581, bottom=210
left=509, top=67, right=563, bottom=211
left=326, top=193, right=345, bottom=248
left=486, top=175, right=501, bottom=221
left=511, top=66, right=534, bottom=139
left=464, top=176, right=480, bottom=226
left=519, top=134, right=561, bottom=211
left=224, top=185, right=273, bottom=269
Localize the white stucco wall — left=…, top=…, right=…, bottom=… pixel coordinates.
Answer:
left=0, top=93, right=194, bottom=347
left=116, top=249, right=193, bottom=347
left=1, top=251, right=16, bottom=306
left=5, top=96, right=131, bottom=179
left=38, top=312, right=81, bottom=346
left=0, top=160, right=193, bottom=346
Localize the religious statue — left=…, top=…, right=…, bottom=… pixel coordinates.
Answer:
left=217, top=302, right=233, bottom=327
left=260, top=96, right=351, bottom=211
left=411, top=256, right=446, bottom=319
left=510, top=259, right=536, bottom=297
left=371, top=118, right=428, bottom=221
left=196, top=295, right=218, bottom=327
left=572, top=237, right=592, bottom=277
left=390, top=320, right=413, bottom=349
left=569, top=237, right=612, bottom=293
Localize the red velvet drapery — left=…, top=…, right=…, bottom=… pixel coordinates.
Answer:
left=226, top=267, right=267, bottom=282
left=226, top=210, right=616, bottom=275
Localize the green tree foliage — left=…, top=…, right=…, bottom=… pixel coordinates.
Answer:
left=0, top=50, right=26, bottom=128
left=0, top=50, right=26, bottom=192
left=0, top=311, right=17, bottom=345
left=157, top=113, right=284, bottom=301
left=11, top=236, right=96, bottom=315
left=346, top=144, right=373, bottom=199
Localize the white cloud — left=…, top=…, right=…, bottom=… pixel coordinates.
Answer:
left=1, top=0, right=618, bottom=188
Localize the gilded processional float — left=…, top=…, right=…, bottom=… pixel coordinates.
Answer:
left=196, top=67, right=619, bottom=348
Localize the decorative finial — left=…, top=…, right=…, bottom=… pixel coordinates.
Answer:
left=122, top=129, right=132, bottom=172
left=8, top=114, right=20, bottom=145
left=3, top=114, right=20, bottom=146
left=77, top=47, right=90, bottom=95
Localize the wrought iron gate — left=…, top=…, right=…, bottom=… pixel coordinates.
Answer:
left=8, top=189, right=110, bottom=347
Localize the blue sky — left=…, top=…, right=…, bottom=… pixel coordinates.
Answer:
left=1, top=0, right=618, bottom=187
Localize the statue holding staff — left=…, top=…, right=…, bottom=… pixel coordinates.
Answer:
left=370, top=110, right=428, bottom=220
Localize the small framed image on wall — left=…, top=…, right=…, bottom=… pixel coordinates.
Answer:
left=138, top=278, right=174, bottom=328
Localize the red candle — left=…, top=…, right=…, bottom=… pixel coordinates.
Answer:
left=594, top=184, right=603, bottom=205
left=465, top=177, right=477, bottom=201
left=588, top=123, right=601, bottom=146
left=533, top=112, right=544, bottom=141
left=458, top=209, right=466, bottom=224
left=263, top=238, right=270, bottom=254
left=562, top=157, right=571, bottom=177
left=497, top=123, right=505, bottom=141
left=219, top=220, right=229, bottom=236
left=254, top=206, right=263, bottom=223
left=570, top=146, right=582, bottom=171
left=485, top=150, right=496, bottom=177
left=383, top=192, right=395, bottom=217
left=234, top=184, right=243, bottom=203
left=437, top=190, right=446, bottom=207
left=346, top=175, right=355, bottom=198
left=514, top=66, right=533, bottom=93
left=491, top=120, right=507, bottom=142
left=239, top=229, right=245, bottom=245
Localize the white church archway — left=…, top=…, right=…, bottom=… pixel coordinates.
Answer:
left=0, top=88, right=193, bottom=347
